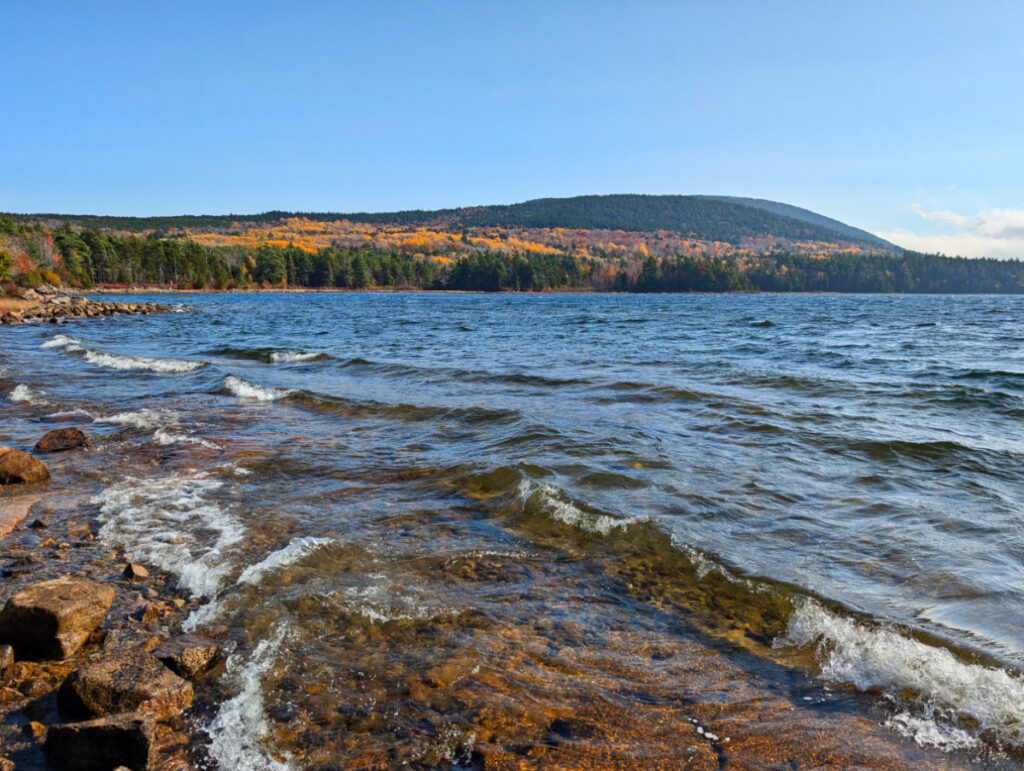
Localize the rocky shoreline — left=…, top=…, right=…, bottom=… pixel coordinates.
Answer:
left=0, top=285, right=170, bottom=325
left=0, top=439, right=218, bottom=771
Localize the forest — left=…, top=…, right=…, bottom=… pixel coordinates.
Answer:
left=3, top=213, right=1024, bottom=294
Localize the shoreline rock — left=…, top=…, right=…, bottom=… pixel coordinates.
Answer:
left=0, top=448, right=51, bottom=485
left=0, top=286, right=171, bottom=325
left=35, top=427, right=92, bottom=453
left=0, top=576, right=115, bottom=659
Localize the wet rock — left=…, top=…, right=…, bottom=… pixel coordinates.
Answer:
left=123, top=563, right=149, bottom=580
left=0, top=686, right=23, bottom=705
left=0, top=576, right=115, bottom=659
left=44, top=712, right=156, bottom=771
left=20, top=678, right=51, bottom=698
left=0, top=448, right=50, bottom=485
left=34, top=427, right=92, bottom=453
left=59, top=649, right=193, bottom=721
left=0, top=644, right=12, bottom=675
left=152, top=635, right=221, bottom=680
left=24, top=719, right=47, bottom=738
left=29, top=518, right=48, bottom=529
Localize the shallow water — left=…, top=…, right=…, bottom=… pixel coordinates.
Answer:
left=4, top=292, right=1024, bottom=768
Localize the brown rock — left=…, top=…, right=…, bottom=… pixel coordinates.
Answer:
left=123, top=563, right=149, bottom=580
left=0, top=576, right=115, bottom=659
left=58, top=649, right=193, bottom=721
left=44, top=712, right=156, bottom=771
left=0, top=448, right=50, bottom=485
left=24, top=719, right=47, bottom=738
left=152, top=635, right=221, bottom=680
left=34, top=427, right=92, bottom=453
left=0, top=686, right=23, bottom=705
left=19, top=678, right=50, bottom=698
left=0, top=757, right=14, bottom=771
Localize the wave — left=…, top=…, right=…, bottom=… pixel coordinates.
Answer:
left=9, top=384, right=50, bottom=406
left=777, top=600, right=1024, bottom=751
left=82, top=349, right=204, bottom=373
left=286, top=389, right=519, bottom=425
left=92, top=471, right=245, bottom=598
left=206, top=346, right=330, bottom=364
left=269, top=350, right=327, bottom=364
left=96, top=408, right=180, bottom=430
left=224, top=375, right=294, bottom=402
left=459, top=463, right=1024, bottom=755
left=236, top=537, right=336, bottom=586
left=42, top=334, right=202, bottom=373
left=206, top=625, right=293, bottom=771
left=185, top=537, right=336, bottom=632
left=40, top=333, right=82, bottom=350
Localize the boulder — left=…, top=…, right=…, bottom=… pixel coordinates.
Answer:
left=44, top=712, right=155, bottom=771
left=59, top=649, right=193, bottom=721
left=123, top=563, right=149, bottom=580
left=152, top=635, right=221, bottom=680
left=34, top=427, right=92, bottom=453
left=0, top=576, right=114, bottom=659
left=0, top=448, right=50, bottom=484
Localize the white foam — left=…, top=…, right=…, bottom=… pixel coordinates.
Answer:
left=237, top=537, right=335, bottom=586
left=207, top=626, right=293, bottom=771
left=515, top=479, right=642, bottom=536
left=92, top=471, right=245, bottom=598
left=9, top=384, right=49, bottom=406
left=82, top=349, right=203, bottom=373
left=225, top=375, right=293, bottom=402
left=96, top=408, right=179, bottom=431
left=153, top=428, right=219, bottom=449
left=269, top=350, right=321, bottom=364
left=885, top=711, right=980, bottom=752
left=184, top=537, right=335, bottom=632
left=40, top=333, right=81, bottom=349
left=776, top=600, right=1024, bottom=750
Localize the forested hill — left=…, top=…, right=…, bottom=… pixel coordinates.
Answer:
left=696, top=196, right=896, bottom=250
left=16, top=194, right=894, bottom=251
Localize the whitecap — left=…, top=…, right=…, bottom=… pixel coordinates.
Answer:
left=224, top=375, right=293, bottom=402
left=776, top=599, right=1024, bottom=750
left=269, top=350, right=322, bottom=364
left=96, top=408, right=180, bottom=431
left=9, top=384, right=50, bottom=406
left=40, top=333, right=81, bottom=349
left=92, top=471, right=245, bottom=598
left=82, top=349, right=203, bottom=373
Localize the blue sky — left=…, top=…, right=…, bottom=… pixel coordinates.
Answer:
left=4, top=1, right=1024, bottom=256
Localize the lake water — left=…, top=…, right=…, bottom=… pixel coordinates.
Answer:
left=4, top=292, right=1024, bottom=768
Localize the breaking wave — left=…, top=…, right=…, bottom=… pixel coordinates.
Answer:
left=224, top=375, right=294, bottom=402
left=776, top=600, right=1024, bottom=752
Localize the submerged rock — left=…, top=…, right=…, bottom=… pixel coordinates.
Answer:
left=59, top=649, right=193, bottom=721
left=152, top=634, right=221, bottom=680
left=0, top=448, right=50, bottom=485
left=44, top=712, right=156, bottom=771
left=34, top=427, right=92, bottom=453
left=0, top=576, right=114, bottom=659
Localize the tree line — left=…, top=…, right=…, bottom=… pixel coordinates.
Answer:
left=4, top=215, right=1024, bottom=293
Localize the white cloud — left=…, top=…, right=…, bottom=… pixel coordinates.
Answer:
left=875, top=207, right=1024, bottom=259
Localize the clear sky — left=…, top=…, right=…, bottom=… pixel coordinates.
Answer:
left=4, top=1, right=1024, bottom=257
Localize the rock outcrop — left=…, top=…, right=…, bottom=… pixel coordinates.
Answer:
left=44, top=712, right=156, bottom=771
left=0, top=290, right=170, bottom=325
left=0, top=448, right=50, bottom=484
left=152, top=635, right=221, bottom=680
left=0, top=576, right=114, bottom=659
left=34, top=427, right=92, bottom=453
left=59, top=649, right=193, bottom=721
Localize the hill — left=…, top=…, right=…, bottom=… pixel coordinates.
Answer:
left=696, top=196, right=896, bottom=250
left=15, top=194, right=896, bottom=253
